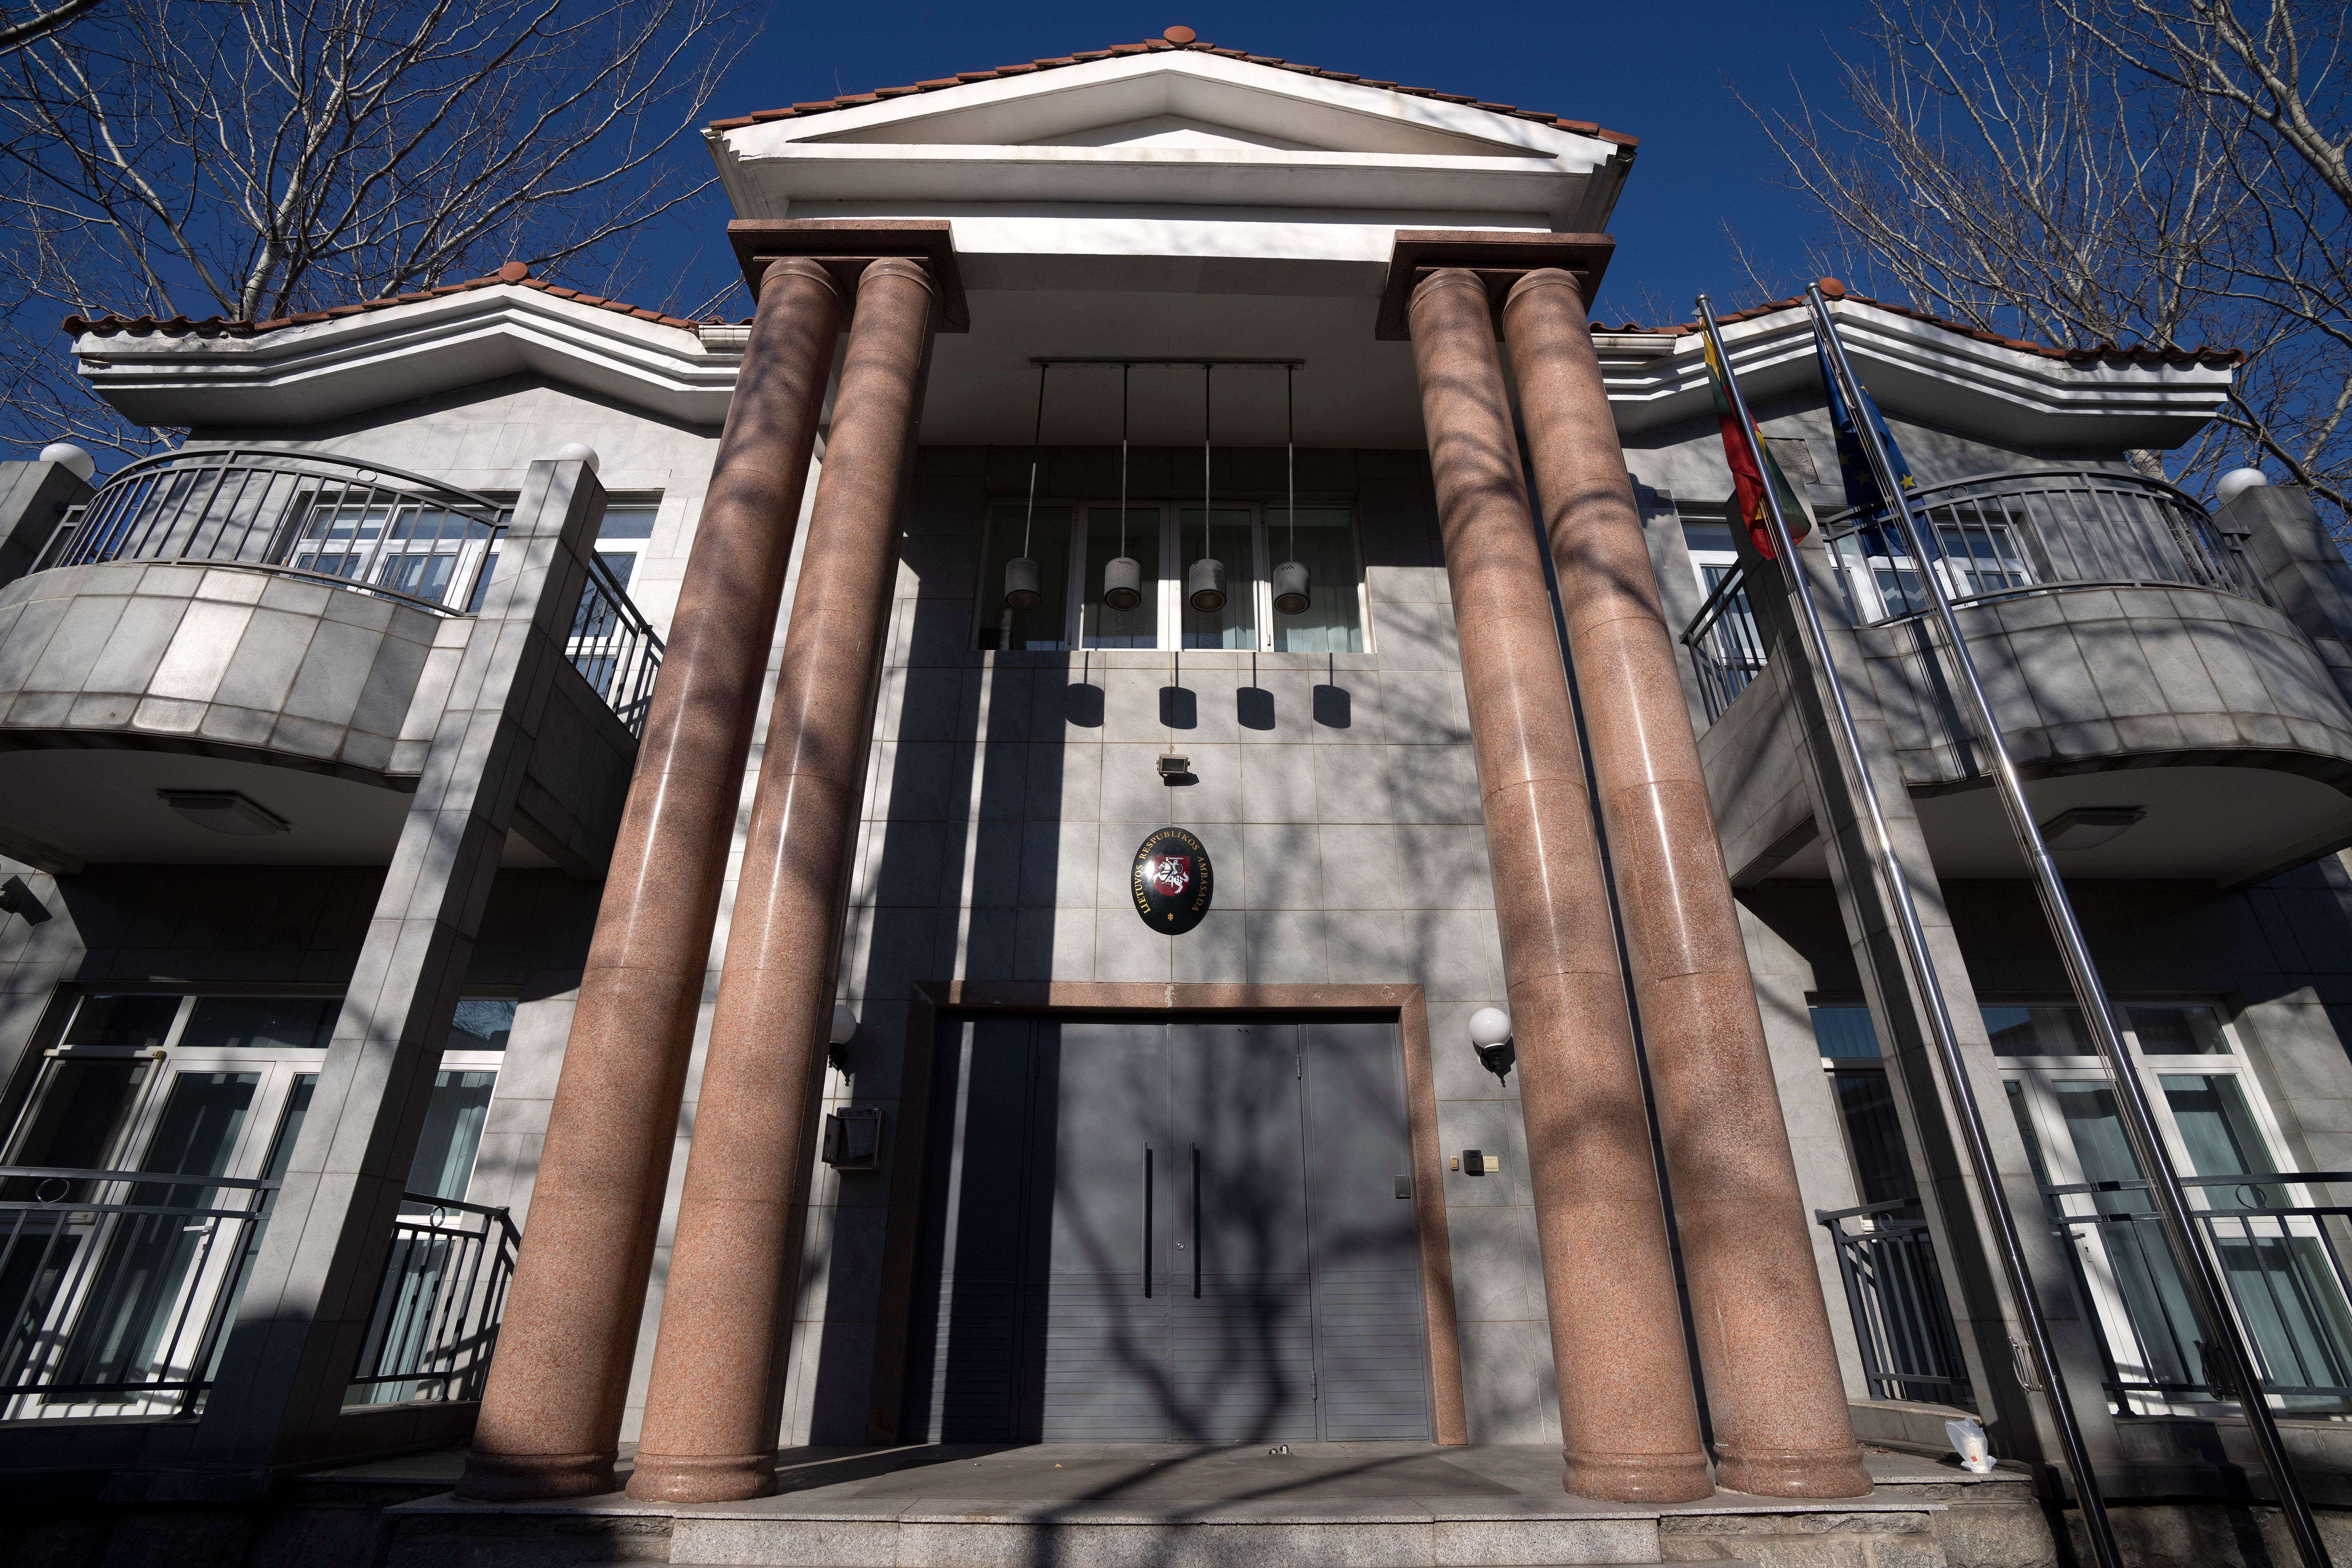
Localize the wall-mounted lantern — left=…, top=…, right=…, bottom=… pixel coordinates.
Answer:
left=1469, top=1006, right=1515, bottom=1083
left=828, top=1002, right=857, bottom=1073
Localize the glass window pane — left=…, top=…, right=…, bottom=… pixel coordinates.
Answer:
left=180, top=997, right=338, bottom=1052
left=64, top=995, right=181, bottom=1050
left=594, top=550, right=637, bottom=590
left=2130, top=1005, right=2228, bottom=1054
left=1178, top=507, right=1256, bottom=650
left=1267, top=507, right=1363, bottom=653
left=1829, top=1071, right=1917, bottom=1207
left=597, top=504, right=659, bottom=540
left=2, top=1059, right=151, bottom=1196
left=2053, top=1078, right=2150, bottom=1200
left=976, top=504, right=1071, bottom=651
left=134, top=1070, right=260, bottom=1209
left=1983, top=1004, right=2091, bottom=1054
left=2160, top=1074, right=2278, bottom=1179
left=1682, top=519, right=1738, bottom=555
left=402, top=1070, right=496, bottom=1209
left=1080, top=507, right=1160, bottom=649
left=2003, top=1080, right=2056, bottom=1194
left=261, top=1076, right=318, bottom=1184
left=1809, top=1004, right=1881, bottom=1058
left=449, top=998, right=514, bottom=1052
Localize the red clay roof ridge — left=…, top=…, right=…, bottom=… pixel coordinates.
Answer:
left=705, top=32, right=1641, bottom=149
left=1597, top=281, right=2241, bottom=368
left=62, top=260, right=711, bottom=341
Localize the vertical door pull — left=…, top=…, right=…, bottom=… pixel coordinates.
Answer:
left=1191, top=1143, right=1202, bottom=1299
left=1143, top=1144, right=1153, bottom=1297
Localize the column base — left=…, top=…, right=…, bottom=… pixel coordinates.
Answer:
left=624, top=1448, right=779, bottom=1503
left=1562, top=1449, right=1717, bottom=1504
left=1713, top=1442, right=1875, bottom=1499
left=454, top=1450, right=618, bottom=1501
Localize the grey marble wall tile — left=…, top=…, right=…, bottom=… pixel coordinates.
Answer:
left=1240, top=743, right=1319, bottom=823
left=1317, top=823, right=1401, bottom=909
left=1244, top=910, right=1327, bottom=983
left=1240, top=821, right=1322, bottom=909
left=1313, top=743, right=1396, bottom=822
left=1396, top=823, right=1494, bottom=909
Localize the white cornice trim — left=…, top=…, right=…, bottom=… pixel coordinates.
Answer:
left=1606, top=301, right=2234, bottom=448
left=73, top=286, right=735, bottom=428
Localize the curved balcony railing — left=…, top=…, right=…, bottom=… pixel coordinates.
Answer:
left=1822, top=467, right=2265, bottom=627
left=34, top=448, right=509, bottom=617
left=1682, top=468, right=2265, bottom=722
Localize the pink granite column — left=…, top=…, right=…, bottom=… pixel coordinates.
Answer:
left=1407, top=267, right=1713, bottom=1503
left=625, top=257, right=936, bottom=1504
left=457, top=258, right=844, bottom=1501
left=1503, top=266, right=1871, bottom=1499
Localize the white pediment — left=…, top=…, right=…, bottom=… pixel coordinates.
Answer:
left=708, top=49, right=1625, bottom=245
left=795, top=53, right=1563, bottom=160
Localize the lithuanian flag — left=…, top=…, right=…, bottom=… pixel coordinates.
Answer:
left=1701, top=331, right=1816, bottom=559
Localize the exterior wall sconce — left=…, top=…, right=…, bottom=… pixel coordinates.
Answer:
left=1469, top=1006, right=1514, bottom=1083
left=828, top=1002, right=857, bottom=1073
left=1271, top=560, right=1311, bottom=615
left=1103, top=555, right=1143, bottom=610
left=1004, top=555, right=1043, bottom=610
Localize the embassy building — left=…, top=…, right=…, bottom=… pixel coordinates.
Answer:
left=5, top=26, right=2352, bottom=1568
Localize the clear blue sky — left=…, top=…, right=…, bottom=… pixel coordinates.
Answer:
left=651, top=2, right=1868, bottom=325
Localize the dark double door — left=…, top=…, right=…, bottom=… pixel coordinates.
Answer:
left=905, top=1016, right=1431, bottom=1443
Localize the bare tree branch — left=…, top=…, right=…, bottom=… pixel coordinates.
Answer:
left=1744, top=0, right=2350, bottom=530
left=0, top=0, right=756, bottom=456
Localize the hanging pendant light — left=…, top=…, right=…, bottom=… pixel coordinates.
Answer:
left=1103, top=363, right=1143, bottom=611
left=1272, top=364, right=1311, bottom=615
left=1187, top=363, right=1227, bottom=613
left=1004, top=365, right=1048, bottom=610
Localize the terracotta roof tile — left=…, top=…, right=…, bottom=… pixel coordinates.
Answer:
left=62, top=263, right=705, bottom=341
left=704, top=31, right=1641, bottom=147
left=1608, top=279, right=2242, bottom=368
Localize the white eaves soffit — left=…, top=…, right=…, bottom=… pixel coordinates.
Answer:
left=73, top=286, right=735, bottom=429
left=1607, top=301, right=2234, bottom=450
left=708, top=51, right=1628, bottom=283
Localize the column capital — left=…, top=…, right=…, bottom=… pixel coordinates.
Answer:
left=728, top=218, right=968, bottom=330
left=1376, top=229, right=1613, bottom=340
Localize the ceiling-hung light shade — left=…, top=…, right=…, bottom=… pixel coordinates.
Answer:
left=1103, top=555, right=1143, bottom=611
left=1272, top=560, right=1311, bottom=616
left=1187, top=557, right=1227, bottom=613
left=1004, top=555, right=1043, bottom=610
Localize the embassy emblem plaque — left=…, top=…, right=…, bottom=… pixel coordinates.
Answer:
left=1132, top=827, right=1214, bottom=935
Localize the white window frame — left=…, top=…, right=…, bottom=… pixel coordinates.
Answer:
left=971, top=498, right=1374, bottom=655
left=1994, top=998, right=2336, bottom=1417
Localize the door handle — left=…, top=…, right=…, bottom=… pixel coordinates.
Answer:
left=1191, top=1143, right=1201, bottom=1299
left=1143, top=1144, right=1153, bottom=1298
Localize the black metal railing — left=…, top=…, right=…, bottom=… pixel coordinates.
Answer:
left=0, top=1163, right=277, bottom=1416
left=346, top=1196, right=519, bottom=1407
left=1681, top=566, right=1770, bottom=722
left=568, top=551, right=662, bottom=737
left=34, top=447, right=510, bottom=616
left=1818, top=1199, right=1974, bottom=1404
left=1823, top=468, right=2264, bottom=627
left=2045, top=1171, right=2352, bottom=1412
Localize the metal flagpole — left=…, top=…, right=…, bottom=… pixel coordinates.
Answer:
left=1804, top=285, right=2326, bottom=1568
left=1696, top=295, right=2125, bottom=1568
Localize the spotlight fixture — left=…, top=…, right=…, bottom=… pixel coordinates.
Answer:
left=2039, top=805, right=2145, bottom=852
left=158, top=790, right=289, bottom=837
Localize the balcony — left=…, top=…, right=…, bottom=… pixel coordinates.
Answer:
left=1684, top=468, right=2352, bottom=888
left=1684, top=469, right=2270, bottom=724
left=0, top=448, right=658, bottom=875
left=0, top=1164, right=515, bottom=1419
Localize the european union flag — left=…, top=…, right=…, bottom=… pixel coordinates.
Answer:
left=1817, top=336, right=1922, bottom=559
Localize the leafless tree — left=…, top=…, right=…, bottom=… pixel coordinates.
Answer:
left=0, top=0, right=754, bottom=455
left=1744, top=0, right=2348, bottom=533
